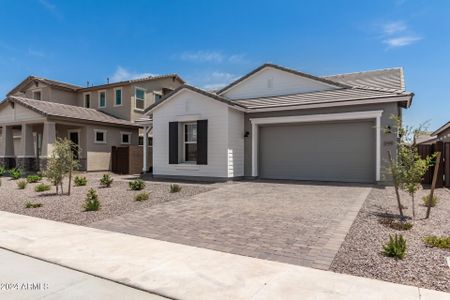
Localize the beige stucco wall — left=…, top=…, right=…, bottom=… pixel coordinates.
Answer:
left=16, top=81, right=77, bottom=106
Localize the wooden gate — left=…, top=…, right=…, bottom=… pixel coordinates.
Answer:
left=111, top=146, right=129, bottom=174
left=417, top=142, right=445, bottom=188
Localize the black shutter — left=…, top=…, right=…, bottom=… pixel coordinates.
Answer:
left=169, top=122, right=178, bottom=164
left=197, top=120, right=208, bottom=165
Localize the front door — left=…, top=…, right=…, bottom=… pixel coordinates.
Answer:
left=68, top=131, right=79, bottom=160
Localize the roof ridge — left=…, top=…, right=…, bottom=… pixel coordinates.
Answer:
left=323, top=67, right=403, bottom=78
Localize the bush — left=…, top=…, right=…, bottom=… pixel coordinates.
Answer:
left=26, top=174, right=41, bottom=183
left=379, top=219, right=413, bottom=231
left=99, top=174, right=113, bottom=188
left=422, top=195, right=439, bottom=207
left=74, top=175, right=87, bottom=187
left=134, top=191, right=149, bottom=201
left=0, top=165, right=6, bottom=176
left=423, top=236, right=450, bottom=250
left=17, top=180, right=28, bottom=189
left=83, top=188, right=101, bottom=211
left=129, top=179, right=145, bottom=191
left=25, top=202, right=42, bottom=209
left=383, top=234, right=407, bottom=259
left=170, top=184, right=181, bottom=193
left=35, top=183, right=51, bottom=192
left=9, top=168, right=22, bottom=180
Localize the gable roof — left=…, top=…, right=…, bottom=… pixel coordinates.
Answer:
left=216, top=63, right=351, bottom=95
left=7, top=96, right=139, bottom=127
left=143, top=84, right=247, bottom=114
left=7, top=76, right=82, bottom=96
left=432, top=121, right=450, bottom=136
left=323, top=68, right=404, bottom=92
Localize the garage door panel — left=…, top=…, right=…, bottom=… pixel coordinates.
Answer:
left=259, top=121, right=375, bottom=183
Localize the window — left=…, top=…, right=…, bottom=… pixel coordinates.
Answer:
left=94, top=129, right=107, bottom=144
left=138, top=136, right=153, bottom=146
left=114, top=88, right=122, bottom=106
left=98, top=91, right=106, bottom=108
left=154, top=93, right=162, bottom=103
left=183, top=123, right=197, bottom=162
left=135, top=88, right=145, bottom=110
left=121, top=132, right=131, bottom=144
left=84, top=93, right=91, bottom=108
left=33, top=91, right=41, bottom=100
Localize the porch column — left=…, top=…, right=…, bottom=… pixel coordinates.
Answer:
left=142, top=126, right=148, bottom=173
left=0, top=125, right=14, bottom=157
left=41, top=122, right=56, bottom=157
left=20, top=124, right=35, bottom=157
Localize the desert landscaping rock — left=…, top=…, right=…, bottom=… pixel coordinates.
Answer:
left=331, top=186, right=450, bottom=292
left=0, top=173, right=214, bottom=225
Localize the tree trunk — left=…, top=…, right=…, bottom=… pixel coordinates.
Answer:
left=411, top=193, right=415, bottom=219
left=60, top=182, right=64, bottom=195
left=388, top=151, right=404, bottom=220
left=68, top=167, right=72, bottom=196
left=426, top=151, right=441, bottom=219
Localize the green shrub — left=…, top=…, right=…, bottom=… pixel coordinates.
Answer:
left=99, top=174, right=113, bottom=188
left=25, top=202, right=42, bottom=209
left=170, top=184, right=181, bottom=193
left=83, top=188, right=101, bottom=211
left=129, top=179, right=145, bottom=191
left=422, top=195, right=439, bottom=207
left=383, top=234, right=407, bottom=259
left=9, top=168, right=22, bottom=180
left=17, top=179, right=27, bottom=189
left=74, top=175, right=87, bottom=187
left=26, top=174, right=41, bottom=183
left=0, top=165, right=6, bottom=176
left=423, top=236, right=450, bottom=250
left=0, top=178, right=2, bottom=187
left=35, top=183, right=51, bottom=192
left=379, top=219, right=413, bottom=231
left=134, top=191, right=149, bottom=201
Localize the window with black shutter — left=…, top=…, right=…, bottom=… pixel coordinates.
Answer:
left=196, top=120, right=208, bottom=165
left=169, top=122, right=178, bottom=164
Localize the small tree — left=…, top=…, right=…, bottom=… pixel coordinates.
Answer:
left=390, top=116, right=434, bottom=219
left=45, top=138, right=79, bottom=195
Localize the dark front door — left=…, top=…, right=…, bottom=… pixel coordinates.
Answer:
left=69, top=131, right=79, bottom=160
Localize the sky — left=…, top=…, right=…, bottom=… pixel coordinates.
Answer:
left=0, top=0, right=448, bottom=130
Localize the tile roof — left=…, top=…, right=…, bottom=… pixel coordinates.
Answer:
left=323, top=68, right=404, bottom=92
left=8, top=96, right=139, bottom=127
left=234, top=88, right=412, bottom=110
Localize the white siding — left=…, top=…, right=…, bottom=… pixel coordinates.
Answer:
left=227, top=108, right=244, bottom=177
left=153, top=89, right=231, bottom=178
left=222, top=67, right=337, bottom=99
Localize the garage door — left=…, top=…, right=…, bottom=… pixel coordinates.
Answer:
left=259, top=120, right=375, bottom=183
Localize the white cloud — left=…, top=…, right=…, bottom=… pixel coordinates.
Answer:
left=28, top=48, right=46, bottom=58
left=196, top=71, right=241, bottom=90
left=382, top=21, right=407, bottom=35
left=179, top=50, right=248, bottom=64
left=110, top=66, right=156, bottom=82
left=383, top=36, right=422, bottom=48
left=37, top=0, right=63, bottom=20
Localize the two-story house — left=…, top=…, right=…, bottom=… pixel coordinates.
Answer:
left=0, top=74, right=184, bottom=173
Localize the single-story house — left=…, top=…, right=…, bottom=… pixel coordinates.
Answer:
left=142, top=64, right=413, bottom=184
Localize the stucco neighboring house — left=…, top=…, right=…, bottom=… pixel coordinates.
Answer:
left=0, top=74, right=184, bottom=172
left=143, top=63, right=414, bottom=184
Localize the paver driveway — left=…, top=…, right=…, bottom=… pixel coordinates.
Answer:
left=91, top=181, right=371, bottom=270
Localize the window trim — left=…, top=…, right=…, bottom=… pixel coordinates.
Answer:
left=84, top=92, right=92, bottom=108
left=114, top=88, right=122, bottom=107
left=120, top=131, right=131, bottom=145
left=182, top=122, right=197, bottom=163
left=134, top=87, right=146, bottom=111
left=98, top=90, right=106, bottom=108
left=32, top=89, right=42, bottom=100
left=94, top=129, right=107, bottom=144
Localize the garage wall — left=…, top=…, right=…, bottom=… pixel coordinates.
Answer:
left=244, top=102, right=400, bottom=182
left=227, top=107, right=245, bottom=177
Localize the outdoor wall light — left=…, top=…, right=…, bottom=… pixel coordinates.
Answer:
left=244, top=131, right=250, bottom=138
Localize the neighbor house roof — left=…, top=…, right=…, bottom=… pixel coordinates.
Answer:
left=235, top=87, right=412, bottom=110
left=216, top=63, right=352, bottom=95
left=7, top=76, right=82, bottom=96
left=414, top=133, right=438, bottom=145
left=432, top=121, right=450, bottom=136
left=144, top=84, right=247, bottom=114
left=7, top=96, right=139, bottom=127
left=323, top=68, right=404, bottom=92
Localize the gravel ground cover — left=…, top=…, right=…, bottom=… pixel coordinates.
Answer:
left=331, top=186, right=450, bottom=292
left=0, top=172, right=215, bottom=225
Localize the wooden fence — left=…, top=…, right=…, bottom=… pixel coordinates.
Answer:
left=417, top=141, right=449, bottom=188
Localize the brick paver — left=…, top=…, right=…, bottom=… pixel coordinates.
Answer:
left=91, top=181, right=371, bottom=270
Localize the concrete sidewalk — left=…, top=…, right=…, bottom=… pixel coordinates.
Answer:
left=0, top=248, right=166, bottom=300
left=0, top=211, right=448, bottom=300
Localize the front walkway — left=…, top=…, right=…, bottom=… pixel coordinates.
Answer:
left=92, top=181, right=370, bottom=270
left=0, top=211, right=448, bottom=299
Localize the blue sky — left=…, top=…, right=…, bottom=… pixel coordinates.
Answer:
left=0, top=0, right=448, bottom=130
